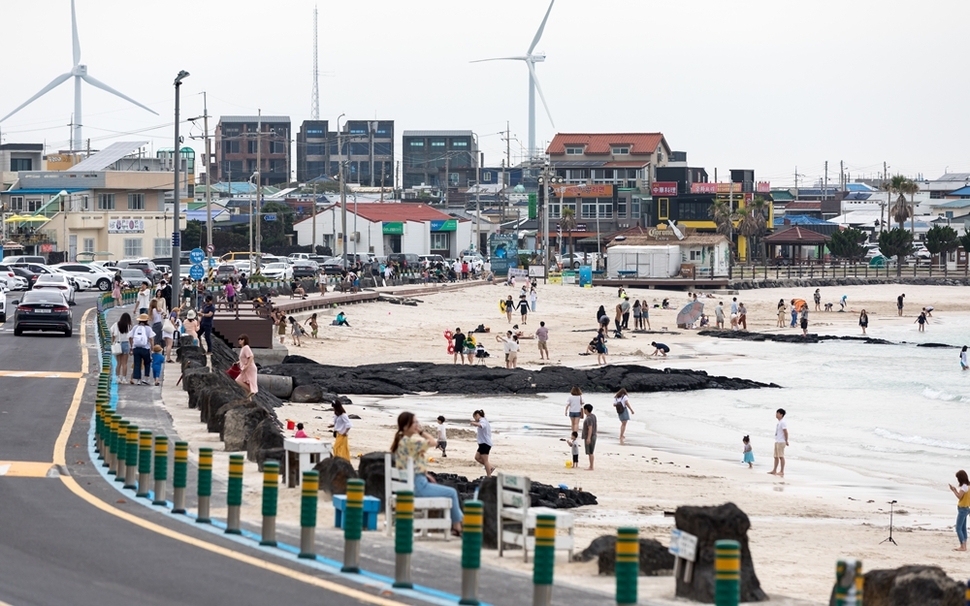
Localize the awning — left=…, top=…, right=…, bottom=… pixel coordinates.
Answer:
left=763, top=226, right=830, bottom=244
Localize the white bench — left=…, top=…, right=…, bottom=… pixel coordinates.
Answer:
left=497, top=472, right=574, bottom=562
left=383, top=453, right=452, bottom=541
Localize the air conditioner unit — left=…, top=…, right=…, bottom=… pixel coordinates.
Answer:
left=353, top=232, right=361, bottom=243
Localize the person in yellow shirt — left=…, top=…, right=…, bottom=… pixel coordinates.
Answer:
left=948, top=469, right=970, bottom=551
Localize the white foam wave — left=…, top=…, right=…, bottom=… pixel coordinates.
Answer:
left=921, top=387, right=967, bottom=402
left=874, top=428, right=970, bottom=451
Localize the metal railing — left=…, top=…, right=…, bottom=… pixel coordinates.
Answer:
left=729, top=260, right=966, bottom=281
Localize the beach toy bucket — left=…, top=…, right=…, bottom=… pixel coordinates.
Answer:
left=565, top=461, right=572, bottom=468
left=286, top=420, right=295, bottom=430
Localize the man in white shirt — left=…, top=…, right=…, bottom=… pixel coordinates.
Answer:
left=769, top=408, right=789, bottom=477
left=136, top=282, right=152, bottom=315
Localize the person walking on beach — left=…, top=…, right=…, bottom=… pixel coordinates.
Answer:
left=536, top=321, right=550, bottom=360
left=435, top=415, right=448, bottom=457
left=742, top=435, right=754, bottom=469
left=800, top=307, right=809, bottom=337
left=813, top=289, right=821, bottom=312
left=614, top=303, right=624, bottom=334
left=582, top=404, right=597, bottom=471
left=897, top=293, right=905, bottom=317
left=730, top=297, right=738, bottom=318
left=715, top=301, right=725, bottom=330
left=790, top=300, right=798, bottom=328
left=620, top=296, right=631, bottom=330
left=329, top=403, right=352, bottom=461
left=594, top=328, right=608, bottom=366
left=961, top=346, right=968, bottom=371
left=915, top=311, right=927, bottom=332
left=517, top=295, right=529, bottom=325
left=614, top=388, right=635, bottom=443
left=234, top=334, right=258, bottom=399
left=452, top=328, right=467, bottom=365
left=769, top=408, right=789, bottom=477
left=738, top=302, right=748, bottom=331
left=596, top=305, right=610, bottom=331
left=471, top=409, right=495, bottom=476
left=777, top=299, right=787, bottom=328
left=529, top=287, right=537, bottom=313
left=949, top=470, right=970, bottom=551
left=859, top=309, right=869, bottom=335
left=566, top=431, right=580, bottom=469
left=565, top=386, right=585, bottom=433
left=505, top=295, right=514, bottom=323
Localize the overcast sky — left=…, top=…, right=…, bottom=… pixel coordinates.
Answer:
left=1, top=0, right=965, bottom=188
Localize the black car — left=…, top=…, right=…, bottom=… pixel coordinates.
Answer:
left=9, top=265, right=41, bottom=289
left=387, top=253, right=420, bottom=268
left=292, top=261, right=319, bottom=278
left=119, top=269, right=152, bottom=288
left=13, top=290, right=73, bottom=337
left=321, top=259, right=350, bottom=275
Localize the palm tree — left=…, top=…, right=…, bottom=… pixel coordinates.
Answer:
left=738, top=196, right=769, bottom=261
left=709, top=197, right=736, bottom=258
left=886, top=174, right=915, bottom=229
left=559, top=207, right=577, bottom=266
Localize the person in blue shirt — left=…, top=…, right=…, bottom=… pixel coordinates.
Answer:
left=199, top=295, right=215, bottom=353
left=151, top=344, right=165, bottom=386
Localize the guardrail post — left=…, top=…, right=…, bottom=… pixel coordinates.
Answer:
left=459, top=500, right=483, bottom=605
left=172, top=441, right=188, bottom=514
left=834, top=558, right=863, bottom=606
left=151, top=436, right=169, bottom=505
left=107, top=414, right=120, bottom=472
left=341, top=478, right=365, bottom=573
left=714, top=539, right=740, bottom=606
left=533, top=514, right=556, bottom=606
left=298, top=470, right=319, bottom=559
left=123, top=424, right=138, bottom=489
left=616, top=527, right=638, bottom=605
left=95, top=403, right=105, bottom=459
left=115, top=420, right=130, bottom=483
left=196, top=447, right=213, bottom=523
left=226, top=454, right=244, bottom=534
left=260, top=461, right=279, bottom=546
left=136, top=430, right=152, bottom=498
left=393, top=490, right=414, bottom=588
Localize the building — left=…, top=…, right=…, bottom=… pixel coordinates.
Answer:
left=214, top=116, right=291, bottom=186
left=296, top=120, right=329, bottom=183
left=327, top=120, right=394, bottom=188
left=1, top=143, right=45, bottom=189
left=402, top=130, right=479, bottom=191
left=293, top=202, right=471, bottom=258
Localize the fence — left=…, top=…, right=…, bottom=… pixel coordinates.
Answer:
left=729, top=260, right=967, bottom=282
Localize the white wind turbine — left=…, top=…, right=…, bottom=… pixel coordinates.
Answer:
left=472, top=0, right=556, bottom=159
left=0, top=0, right=158, bottom=152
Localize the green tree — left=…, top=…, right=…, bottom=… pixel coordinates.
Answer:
left=884, top=174, right=918, bottom=229
left=737, top=196, right=769, bottom=261
left=708, top=197, right=736, bottom=258
left=878, top=227, right=914, bottom=277
left=924, top=224, right=958, bottom=268
left=259, top=201, right=295, bottom=248
left=182, top=219, right=205, bottom=250
left=959, top=228, right=970, bottom=260
left=828, top=227, right=869, bottom=261
left=559, top=207, right=577, bottom=266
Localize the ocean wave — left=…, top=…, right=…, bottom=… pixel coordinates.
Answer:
left=874, top=428, right=970, bottom=451
left=921, top=387, right=968, bottom=403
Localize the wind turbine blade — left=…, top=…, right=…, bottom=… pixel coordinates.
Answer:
left=0, top=73, right=73, bottom=123
left=80, top=74, right=159, bottom=115
left=527, top=62, right=555, bottom=129
left=470, top=56, right=528, bottom=63
left=71, top=0, right=81, bottom=66
left=527, top=0, right=555, bottom=55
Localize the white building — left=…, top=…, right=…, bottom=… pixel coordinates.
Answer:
left=294, top=202, right=472, bottom=257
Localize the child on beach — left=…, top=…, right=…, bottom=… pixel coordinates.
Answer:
left=915, top=311, right=927, bottom=332
left=961, top=346, right=967, bottom=371
left=294, top=422, right=309, bottom=438
left=277, top=313, right=287, bottom=344
left=475, top=342, right=489, bottom=365
left=566, top=431, right=580, bottom=469
left=304, top=313, right=319, bottom=338
left=289, top=316, right=303, bottom=346
left=151, top=344, right=165, bottom=387
left=435, top=416, right=448, bottom=457
left=742, top=435, right=754, bottom=468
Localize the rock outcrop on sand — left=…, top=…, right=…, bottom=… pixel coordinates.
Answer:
left=700, top=330, right=959, bottom=348
left=573, top=535, right=675, bottom=576
left=834, top=565, right=965, bottom=606
left=259, top=358, right=777, bottom=396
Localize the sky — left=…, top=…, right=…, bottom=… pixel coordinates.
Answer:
left=0, top=0, right=966, bottom=189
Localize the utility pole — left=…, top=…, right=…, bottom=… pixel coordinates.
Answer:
left=311, top=181, right=317, bottom=252
left=475, top=183, right=481, bottom=252
left=255, top=110, right=262, bottom=264
left=369, top=121, right=376, bottom=187
left=202, top=92, right=213, bottom=274
left=882, top=161, right=888, bottom=233
left=839, top=160, right=845, bottom=192
left=823, top=160, right=828, bottom=202
left=444, top=156, right=450, bottom=206
left=794, top=166, right=799, bottom=200
left=338, top=114, right=348, bottom=267
left=171, top=70, right=189, bottom=298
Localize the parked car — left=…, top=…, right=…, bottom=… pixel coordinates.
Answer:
left=117, top=259, right=162, bottom=283
left=55, top=269, right=92, bottom=291
left=321, top=258, right=351, bottom=275
left=13, top=289, right=73, bottom=336
left=288, top=252, right=311, bottom=261
left=32, top=274, right=76, bottom=305
left=3, top=255, right=47, bottom=265
left=119, top=268, right=152, bottom=288
left=54, top=263, right=116, bottom=291
left=291, top=260, right=319, bottom=278
left=261, top=262, right=293, bottom=281
left=386, top=253, right=420, bottom=268
left=9, top=265, right=40, bottom=289
left=216, top=264, right=240, bottom=280
left=0, top=287, right=6, bottom=322
left=0, top=264, right=25, bottom=292
left=419, top=254, right=446, bottom=266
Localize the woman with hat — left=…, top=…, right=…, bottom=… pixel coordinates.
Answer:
left=235, top=334, right=258, bottom=399
left=182, top=309, right=199, bottom=346
left=129, top=313, right=156, bottom=385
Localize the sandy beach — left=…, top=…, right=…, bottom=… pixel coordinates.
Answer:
left=162, top=279, right=970, bottom=603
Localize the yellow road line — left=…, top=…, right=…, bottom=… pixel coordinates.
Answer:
left=0, top=371, right=84, bottom=379
left=0, top=461, right=55, bottom=478
left=54, top=307, right=405, bottom=606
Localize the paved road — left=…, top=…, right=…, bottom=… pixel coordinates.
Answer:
left=0, top=294, right=414, bottom=606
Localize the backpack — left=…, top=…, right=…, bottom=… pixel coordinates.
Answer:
left=132, top=326, right=150, bottom=349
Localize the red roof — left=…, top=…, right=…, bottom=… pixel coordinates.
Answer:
left=783, top=201, right=821, bottom=210
left=763, top=226, right=830, bottom=243
left=547, top=133, right=668, bottom=156
left=348, top=202, right=455, bottom=223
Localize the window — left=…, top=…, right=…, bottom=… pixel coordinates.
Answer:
left=10, top=158, right=32, bottom=171
left=611, top=147, right=629, bottom=155
left=549, top=203, right=560, bottom=218
left=124, top=238, right=143, bottom=258
left=83, top=238, right=95, bottom=254
left=154, top=238, right=171, bottom=257
left=98, top=194, right=115, bottom=210
left=448, top=172, right=459, bottom=186
left=565, top=147, right=583, bottom=155
left=617, top=201, right=627, bottom=218
left=349, top=126, right=366, bottom=135
left=128, top=193, right=145, bottom=210
left=598, top=202, right=613, bottom=218
left=632, top=199, right=641, bottom=219
left=27, top=198, right=42, bottom=212
left=430, top=232, right=449, bottom=250
left=451, top=140, right=468, bottom=148
left=82, top=195, right=90, bottom=210
left=271, top=141, right=286, bottom=154
left=306, top=128, right=324, bottom=136
left=409, top=140, right=425, bottom=147
left=581, top=202, right=596, bottom=219
left=223, top=140, right=240, bottom=154
left=658, top=198, right=669, bottom=221
left=373, top=142, right=392, bottom=156
left=306, top=143, right=325, bottom=156
left=248, top=140, right=258, bottom=154
left=690, top=250, right=702, bottom=261
left=10, top=196, right=23, bottom=212
left=351, top=142, right=370, bottom=156
left=482, top=172, right=492, bottom=182
left=430, top=139, right=445, bottom=148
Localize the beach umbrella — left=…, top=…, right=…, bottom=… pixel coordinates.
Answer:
left=676, top=300, right=705, bottom=326
left=16, top=216, right=50, bottom=223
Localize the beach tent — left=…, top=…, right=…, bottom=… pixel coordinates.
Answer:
left=606, top=244, right=681, bottom=278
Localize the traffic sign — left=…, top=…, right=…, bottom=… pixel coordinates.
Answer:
left=189, top=264, right=205, bottom=280
left=189, top=248, right=205, bottom=265
left=208, top=257, right=216, bottom=267
left=206, top=244, right=215, bottom=254
left=264, top=214, right=277, bottom=222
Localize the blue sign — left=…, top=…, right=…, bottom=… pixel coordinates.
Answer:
left=189, top=264, right=205, bottom=280
left=189, top=248, right=205, bottom=265
left=208, top=257, right=216, bottom=267
left=263, top=214, right=277, bottom=222
left=171, top=232, right=181, bottom=247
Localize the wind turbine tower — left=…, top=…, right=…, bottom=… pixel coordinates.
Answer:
left=0, top=0, right=158, bottom=152
left=310, top=5, right=320, bottom=120
left=472, top=0, right=556, bottom=160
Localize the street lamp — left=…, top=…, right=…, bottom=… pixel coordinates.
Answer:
left=336, top=113, right=347, bottom=267
left=538, top=167, right=563, bottom=283
left=171, top=70, right=189, bottom=301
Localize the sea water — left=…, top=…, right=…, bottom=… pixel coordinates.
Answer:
left=376, top=317, right=970, bottom=515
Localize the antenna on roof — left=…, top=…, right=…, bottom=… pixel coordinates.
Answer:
left=310, top=5, right=319, bottom=120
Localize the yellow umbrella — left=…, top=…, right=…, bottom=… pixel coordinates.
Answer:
left=3, top=215, right=30, bottom=223
left=14, top=216, right=50, bottom=223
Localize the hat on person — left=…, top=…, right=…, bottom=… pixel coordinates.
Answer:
left=186, top=310, right=197, bottom=320
left=137, top=313, right=149, bottom=322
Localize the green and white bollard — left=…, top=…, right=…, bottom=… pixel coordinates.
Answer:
left=298, top=470, right=319, bottom=559
left=393, top=490, right=414, bottom=588
left=196, top=448, right=213, bottom=523
left=151, top=436, right=168, bottom=506
left=341, top=479, right=365, bottom=573
left=260, top=461, right=279, bottom=546
left=834, top=559, right=863, bottom=606
left=107, top=414, right=120, bottom=473
left=136, top=430, right=152, bottom=498
left=965, top=578, right=970, bottom=606
left=615, top=527, right=639, bottom=605
left=115, top=420, right=130, bottom=483
left=226, top=454, right=244, bottom=534
left=532, top=514, right=556, bottom=606
left=714, top=540, right=741, bottom=606
left=95, top=403, right=104, bottom=458
left=459, top=500, right=483, bottom=605
left=123, top=424, right=138, bottom=489
left=172, top=442, right=188, bottom=514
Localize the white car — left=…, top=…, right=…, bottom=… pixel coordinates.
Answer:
left=0, top=288, right=6, bottom=322
left=33, top=274, right=77, bottom=304
left=54, top=269, right=92, bottom=291
left=261, top=262, right=293, bottom=281
left=54, top=263, right=116, bottom=292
